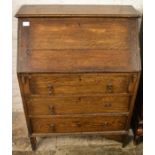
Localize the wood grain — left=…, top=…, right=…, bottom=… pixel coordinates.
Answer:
left=27, top=94, right=130, bottom=115
left=28, top=73, right=135, bottom=95
left=28, top=18, right=129, bottom=50
left=16, top=5, right=141, bottom=150
left=30, top=115, right=127, bottom=133
left=15, top=5, right=140, bottom=18
left=17, top=18, right=141, bottom=73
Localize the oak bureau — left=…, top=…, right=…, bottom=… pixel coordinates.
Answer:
left=16, top=5, right=141, bottom=150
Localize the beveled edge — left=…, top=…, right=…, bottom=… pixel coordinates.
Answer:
left=15, top=5, right=141, bottom=18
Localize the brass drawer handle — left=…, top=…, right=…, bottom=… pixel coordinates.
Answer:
left=106, top=82, right=113, bottom=93
left=104, top=103, right=112, bottom=107
left=48, top=105, right=55, bottom=114
left=47, top=84, right=54, bottom=95
left=102, top=122, right=109, bottom=127
left=49, top=124, right=55, bottom=131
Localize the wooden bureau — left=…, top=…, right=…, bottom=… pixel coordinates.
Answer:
left=16, top=5, right=141, bottom=150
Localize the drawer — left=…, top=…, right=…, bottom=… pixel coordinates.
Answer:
left=30, top=115, right=127, bottom=133
left=28, top=73, right=134, bottom=95
left=27, top=95, right=130, bottom=115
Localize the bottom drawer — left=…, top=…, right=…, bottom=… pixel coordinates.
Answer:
left=30, top=115, right=127, bottom=133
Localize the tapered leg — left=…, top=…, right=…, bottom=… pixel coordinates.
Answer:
left=122, top=134, right=128, bottom=147
left=133, top=127, right=143, bottom=145
left=134, top=135, right=138, bottom=145
left=30, top=137, right=37, bottom=151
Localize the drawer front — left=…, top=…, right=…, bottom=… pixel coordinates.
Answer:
left=30, top=115, right=127, bottom=133
left=28, top=73, right=133, bottom=95
left=27, top=95, right=130, bottom=115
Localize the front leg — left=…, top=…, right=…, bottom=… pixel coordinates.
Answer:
left=30, top=137, right=37, bottom=151
left=122, top=134, right=129, bottom=147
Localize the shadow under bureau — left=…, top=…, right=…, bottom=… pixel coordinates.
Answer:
left=16, top=5, right=141, bottom=150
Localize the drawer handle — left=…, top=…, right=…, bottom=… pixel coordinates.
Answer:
left=76, top=122, right=81, bottom=127
left=47, top=84, right=54, bottom=95
left=106, top=82, right=113, bottom=93
left=48, top=105, right=55, bottom=114
left=104, top=103, right=112, bottom=107
left=102, top=122, right=109, bottom=127
left=49, top=124, right=55, bottom=131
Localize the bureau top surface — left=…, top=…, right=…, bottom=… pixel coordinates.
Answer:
left=15, top=5, right=140, bottom=18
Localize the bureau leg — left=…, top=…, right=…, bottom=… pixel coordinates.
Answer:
left=134, top=134, right=143, bottom=145
left=30, top=137, right=37, bottom=151
left=122, top=134, right=128, bottom=148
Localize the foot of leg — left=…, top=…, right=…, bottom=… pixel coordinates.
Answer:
left=122, top=134, right=128, bottom=147
left=30, top=137, right=37, bottom=151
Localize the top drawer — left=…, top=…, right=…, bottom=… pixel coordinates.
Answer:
left=21, top=73, right=137, bottom=95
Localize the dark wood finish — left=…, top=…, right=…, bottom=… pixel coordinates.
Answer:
left=17, top=17, right=141, bottom=73
left=31, top=130, right=127, bottom=137
left=17, top=74, right=33, bottom=135
left=27, top=95, right=130, bottom=115
left=15, top=5, right=140, bottom=18
left=16, top=5, right=141, bottom=150
left=132, top=19, right=143, bottom=145
left=24, top=18, right=134, bottom=49
left=30, top=137, right=37, bottom=150
left=26, top=73, right=136, bottom=95
left=30, top=115, right=127, bottom=133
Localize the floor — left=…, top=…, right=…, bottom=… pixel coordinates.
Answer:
left=13, top=112, right=143, bottom=155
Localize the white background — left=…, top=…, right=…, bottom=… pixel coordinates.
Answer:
left=0, top=0, right=154, bottom=155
